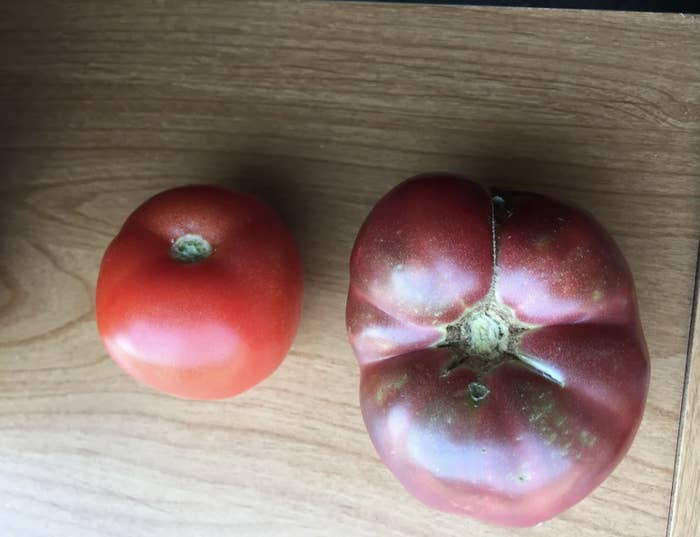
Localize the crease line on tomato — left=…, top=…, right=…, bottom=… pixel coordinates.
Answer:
left=348, top=283, right=449, bottom=337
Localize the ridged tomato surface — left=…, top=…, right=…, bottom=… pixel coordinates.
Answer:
left=347, top=174, right=648, bottom=527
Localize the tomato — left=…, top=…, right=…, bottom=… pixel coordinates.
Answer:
left=346, top=174, right=649, bottom=527
left=96, top=185, right=303, bottom=400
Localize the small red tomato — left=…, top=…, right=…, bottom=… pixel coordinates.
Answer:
left=346, top=173, right=649, bottom=527
left=96, top=185, right=303, bottom=399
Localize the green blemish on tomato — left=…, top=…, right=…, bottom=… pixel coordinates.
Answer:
left=376, top=372, right=409, bottom=405
left=515, top=384, right=601, bottom=461
left=543, top=430, right=558, bottom=445
left=518, top=471, right=532, bottom=483
left=557, top=440, right=574, bottom=458
left=528, top=396, right=555, bottom=423
left=579, top=429, right=597, bottom=447
left=518, top=384, right=578, bottom=450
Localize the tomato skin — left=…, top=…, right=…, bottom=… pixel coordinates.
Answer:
left=347, top=174, right=649, bottom=527
left=96, top=185, right=303, bottom=399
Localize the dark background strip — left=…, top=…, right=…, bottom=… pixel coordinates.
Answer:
left=347, top=1, right=700, bottom=13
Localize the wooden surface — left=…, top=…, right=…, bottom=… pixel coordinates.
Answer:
left=0, top=2, right=698, bottom=536
left=669, top=262, right=700, bottom=537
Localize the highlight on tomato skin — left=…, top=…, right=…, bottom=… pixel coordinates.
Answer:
left=96, top=185, right=304, bottom=400
left=346, top=173, right=650, bottom=527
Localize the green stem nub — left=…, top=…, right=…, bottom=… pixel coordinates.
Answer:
left=170, top=234, right=212, bottom=263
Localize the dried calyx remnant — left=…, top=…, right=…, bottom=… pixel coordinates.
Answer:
left=170, top=234, right=213, bottom=263
left=438, top=192, right=550, bottom=406
left=441, top=303, right=531, bottom=400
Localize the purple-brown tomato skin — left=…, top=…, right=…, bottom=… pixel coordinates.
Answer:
left=346, top=173, right=649, bottom=527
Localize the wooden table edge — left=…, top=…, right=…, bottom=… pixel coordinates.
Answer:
left=668, top=242, right=700, bottom=537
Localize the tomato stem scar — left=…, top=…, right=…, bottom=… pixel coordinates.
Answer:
left=170, top=234, right=212, bottom=263
left=438, top=192, right=566, bottom=388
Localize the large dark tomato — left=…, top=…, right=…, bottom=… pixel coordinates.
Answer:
left=96, top=185, right=303, bottom=399
left=346, top=173, right=649, bottom=527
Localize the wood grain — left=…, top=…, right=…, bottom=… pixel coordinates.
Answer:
left=0, top=1, right=698, bottom=536
left=669, top=258, right=700, bottom=537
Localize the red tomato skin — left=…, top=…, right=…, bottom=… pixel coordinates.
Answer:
left=347, top=174, right=649, bottom=527
left=347, top=174, right=493, bottom=364
left=96, top=185, right=303, bottom=399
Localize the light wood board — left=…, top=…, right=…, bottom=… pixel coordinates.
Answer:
left=0, top=2, right=698, bottom=536
left=669, top=259, right=700, bottom=537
